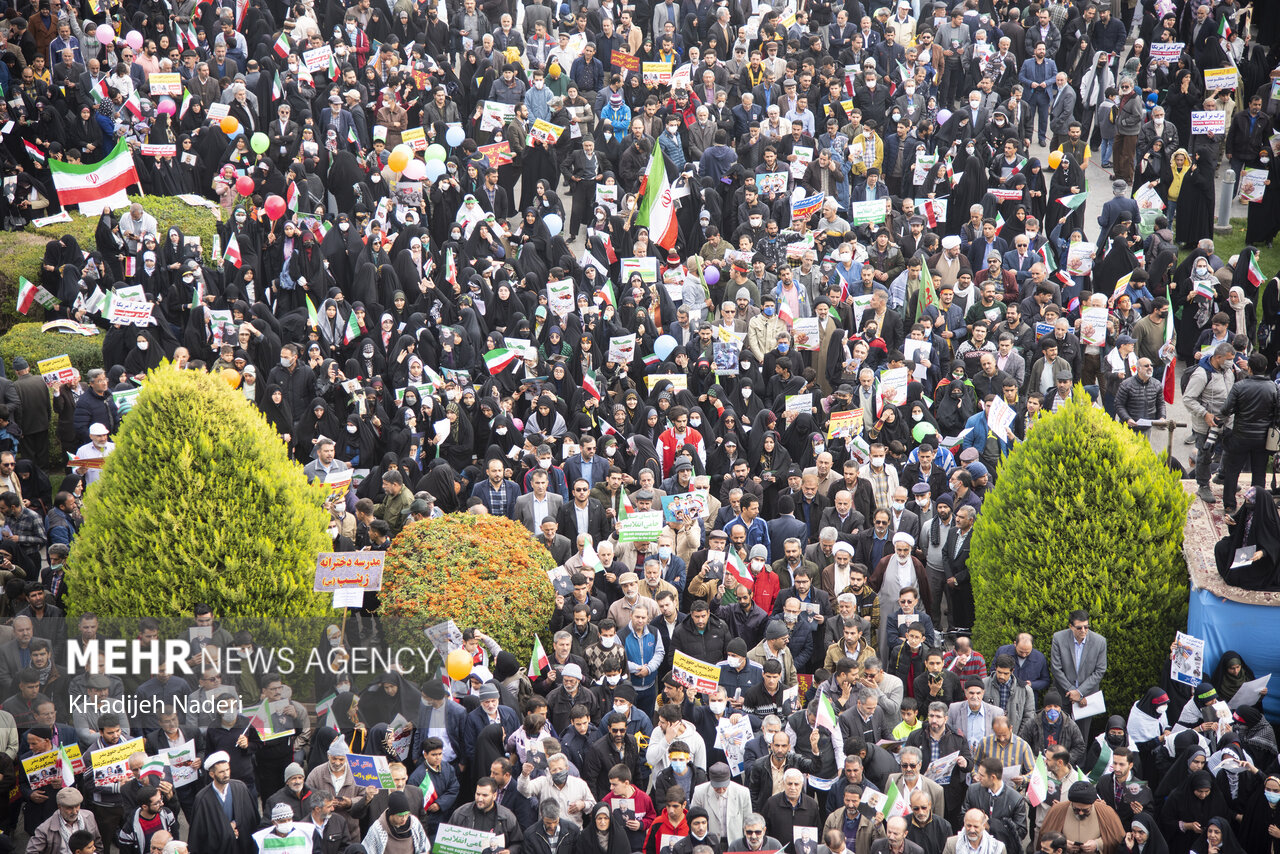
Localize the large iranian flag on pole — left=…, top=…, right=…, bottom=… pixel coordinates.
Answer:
left=636, top=148, right=678, bottom=250
left=48, top=139, right=140, bottom=214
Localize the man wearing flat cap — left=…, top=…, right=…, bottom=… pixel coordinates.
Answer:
left=29, top=787, right=103, bottom=854
left=1037, top=780, right=1124, bottom=852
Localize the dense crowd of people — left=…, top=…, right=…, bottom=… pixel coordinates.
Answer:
left=0, top=0, right=1276, bottom=850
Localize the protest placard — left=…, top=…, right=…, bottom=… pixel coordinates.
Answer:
left=879, top=367, right=909, bottom=409
left=826, top=409, right=863, bottom=440
left=661, top=490, right=710, bottom=522
left=347, top=754, right=394, bottom=788
left=792, top=317, right=820, bottom=350
left=1239, top=168, right=1269, bottom=203
left=1149, top=42, right=1183, bottom=62
left=148, top=73, right=182, bottom=95
left=37, top=355, right=74, bottom=387
left=314, top=552, right=384, bottom=592
left=672, top=650, right=721, bottom=693
left=529, top=119, right=566, bottom=144
left=1191, top=110, right=1226, bottom=135
left=849, top=198, right=887, bottom=225
left=140, top=144, right=177, bottom=157
left=645, top=373, right=687, bottom=390
left=424, top=620, right=463, bottom=657
left=480, top=102, right=516, bottom=133
left=621, top=256, right=659, bottom=284
left=400, top=126, right=427, bottom=151
left=785, top=393, right=813, bottom=414
left=435, top=825, right=499, bottom=854
left=91, top=737, right=145, bottom=788
left=1203, top=67, right=1237, bottom=91
left=21, top=749, right=64, bottom=789
left=608, top=334, right=637, bottom=364
left=642, top=62, right=673, bottom=84
left=1171, top=631, right=1205, bottom=686
left=790, top=145, right=814, bottom=179
left=303, top=45, right=333, bottom=72
left=757, top=171, right=790, bottom=195
left=1079, top=307, right=1108, bottom=347
left=477, top=141, right=512, bottom=166
left=617, top=510, right=666, bottom=542
left=611, top=51, right=640, bottom=72
left=165, top=741, right=200, bottom=787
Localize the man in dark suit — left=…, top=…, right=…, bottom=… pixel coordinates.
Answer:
left=563, top=436, right=607, bottom=492
left=994, top=634, right=1052, bottom=693
left=818, top=490, right=864, bottom=544
left=766, top=497, right=808, bottom=563
left=1095, top=745, right=1150, bottom=828
left=1049, top=610, right=1108, bottom=717
left=557, top=479, right=611, bottom=545
left=771, top=573, right=831, bottom=618
left=943, top=505, right=975, bottom=632
left=1002, top=235, right=1037, bottom=290
left=962, top=757, right=1028, bottom=854
left=1095, top=179, right=1140, bottom=248
left=514, top=470, right=565, bottom=534
left=268, top=103, right=300, bottom=166
left=853, top=510, right=893, bottom=574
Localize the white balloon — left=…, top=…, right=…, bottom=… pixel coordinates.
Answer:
left=654, top=334, right=678, bottom=360
left=423, top=160, right=447, bottom=181
left=543, top=213, right=563, bottom=235
left=445, top=125, right=466, bottom=147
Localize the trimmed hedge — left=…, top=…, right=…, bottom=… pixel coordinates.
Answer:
left=0, top=322, right=104, bottom=376
left=380, top=514, right=557, bottom=664
left=969, top=391, right=1191, bottom=709
left=65, top=366, right=332, bottom=643
left=0, top=194, right=222, bottom=333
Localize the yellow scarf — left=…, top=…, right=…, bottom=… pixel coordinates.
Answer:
left=1168, top=150, right=1191, bottom=200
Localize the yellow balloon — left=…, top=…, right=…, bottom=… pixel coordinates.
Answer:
left=446, top=648, right=473, bottom=681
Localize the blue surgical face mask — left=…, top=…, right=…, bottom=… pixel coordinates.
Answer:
left=778, top=343, right=789, bottom=354
left=658, top=546, right=672, bottom=560
left=1266, top=791, right=1280, bottom=806
left=1045, top=708, right=1060, bottom=722
left=670, top=760, right=688, bottom=774
left=763, top=306, right=775, bottom=317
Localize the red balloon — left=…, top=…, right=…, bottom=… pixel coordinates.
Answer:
left=264, top=194, right=286, bottom=221
left=235, top=176, right=255, bottom=197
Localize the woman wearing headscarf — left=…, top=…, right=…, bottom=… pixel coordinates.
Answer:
left=1188, top=817, right=1245, bottom=854
left=293, top=398, right=344, bottom=462
left=1127, top=811, right=1171, bottom=854
left=1172, top=252, right=1219, bottom=363
left=1174, top=152, right=1215, bottom=249
left=1213, top=485, right=1280, bottom=590
left=1045, top=152, right=1088, bottom=236
left=1127, top=687, right=1171, bottom=777
left=1155, top=742, right=1210, bottom=809
left=360, top=673, right=423, bottom=729
left=1208, top=652, right=1259, bottom=709
left=1223, top=285, right=1256, bottom=353
left=576, top=802, right=632, bottom=854
left=1160, top=769, right=1230, bottom=854
left=123, top=330, right=163, bottom=376
left=1236, top=774, right=1280, bottom=853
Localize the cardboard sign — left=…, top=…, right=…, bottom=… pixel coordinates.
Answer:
left=434, top=825, right=500, bottom=854
left=617, top=510, right=665, bottom=543
left=346, top=754, right=394, bottom=788
left=106, top=299, right=155, bottom=327
left=303, top=45, right=333, bottom=72
left=612, top=51, right=640, bottom=72
left=849, top=198, right=887, bottom=225
left=478, top=141, right=513, bottom=167
left=148, top=73, right=182, bottom=95
left=645, top=373, right=687, bottom=390
left=1203, top=67, right=1237, bottom=91
left=660, top=490, right=711, bottom=522
left=90, top=737, right=145, bottom=788
left=37, top=354, right=74, bottom=387
left=785, top=393, right=813, bottom=414
left=1191, top=110, right=1227, bottom=135
left=827, top=409, right=863, bottom=440
left=621, top=256, right=658, bottom=284
left=480, top=102, right=516, bottom=133
left=529, top=119, right=566, bottom=144
left=672, top=650, right=720, bottom=694
left=401, top=126, right=427, bottom=151
left=314, top=552, right=384, bottom=592
left=1149, top=42, right=1183, bottom=62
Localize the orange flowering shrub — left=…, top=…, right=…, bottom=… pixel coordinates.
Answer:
left=380, top=514, right=556, bottom=663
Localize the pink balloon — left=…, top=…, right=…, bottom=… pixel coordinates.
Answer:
left=155, top=97, right=175, bottom=116
left=125, top=30, right=144, bottom=50
left=402, top=158, right=427, bottom=180
left=96, top=25, right=115, bottom=46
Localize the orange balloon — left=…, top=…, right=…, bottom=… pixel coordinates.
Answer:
left=446, top=648, right=473, bottom=681
left=387, top=147, right=411, bottom=174
left=220, top=116, right=240, bottom=135
left=222, top=368, right=241, bottom=389
left=1047, top=150, right=1063, bottom=169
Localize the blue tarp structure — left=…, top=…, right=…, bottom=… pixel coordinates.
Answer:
left=1188, top=587, right=1280, bottom=721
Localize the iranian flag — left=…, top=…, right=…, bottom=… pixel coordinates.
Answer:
left=1057, top=192, right=1088, bottom=211
left=16, top=276, right=55, bottom=314
left=619, top=489, right=635, bottom=521
left=1218, top=15, right=1232, bottom=40
left=1248, top=251, right=1264, bottom=288
left=48, top=139, right=140, bottom=210
left=445, top=248, right=458, bottom=286
left=124, top=91, right=143, bottom=120
left=272, top=71, right=284, bottom=101
left=484, top=348, right=518, bottom=374
left=527, top=635, right=549, bottom=677
left=636, top=148, right=678, bottom=249
left=1027, top=755, right=1050, bottom=807
left=419, top=770, right=439, bottom=808
left=1162, top=303, right=1177, bottom=405
left=583, top=538, right=606, bottom=573
left=316, top=693, right=338, bottom=729
left=306, top=294, right=319, bottom=327
left=724, top=550, right=754, bottom=592
left=23, top=139, right=45, bottom=164
left=595, top=279, right=617, bottom=307
left=778, top=299, right=795, bottom=327
left=224, top=233, right=243, bottom=268
left=914, top=262, right=938, bottom=323
left=994, top=212, right=1006, bottom=234
left=139, top=756, right=167, bottom=780
left=235, top=0, right=249, bottom=29
left=343, top=310, right=360, bottom=344
left=178, top=90, right=193, bottom=119
left=876, top=780, right=910, bottom=818
left=286, top=181, right=299, bottom=215
left=815, top=690, right=839, bottom=732
left=57, top=746, right=75, bottom=788
left=582, top=370, right=602, bottom=401
left=273, top=31, right=291, bottom=58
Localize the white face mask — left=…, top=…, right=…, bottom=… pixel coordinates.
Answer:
left=749, top=216, right=762, bottom=227
left=137, top=341, right=149, bottom=351
left=708, top=701, right=727, bottom=715
left=538, top=458, right=552, bottom=469
left=870, top=456, right=885, bottom=468
left=277, top=823, right=294, bottom=834
left=605, top=446, right=617, bottom=456
left=813, top=443, right=824, bottom=455
left=690, top=417, right=702, bottom=427
left=327, top=526, right=339, bottom=537
left=727, top=656, right=743, bottom=669
left=346, top=425, right=358, bottom=434
left=496, top=427, right=508, bottom=435
left=916, top=497, right=929, bottom=508
left=911, top=411, right=923, bottom=422
left=742, top=389, right=753, bottom=398
left=606, top=673, right=621, bottom=684
left=614, top=703, right=629, bottom=716
left=601, top=634, right=617, bottom=648
left=1157, top=704, right=1168, bottom=715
